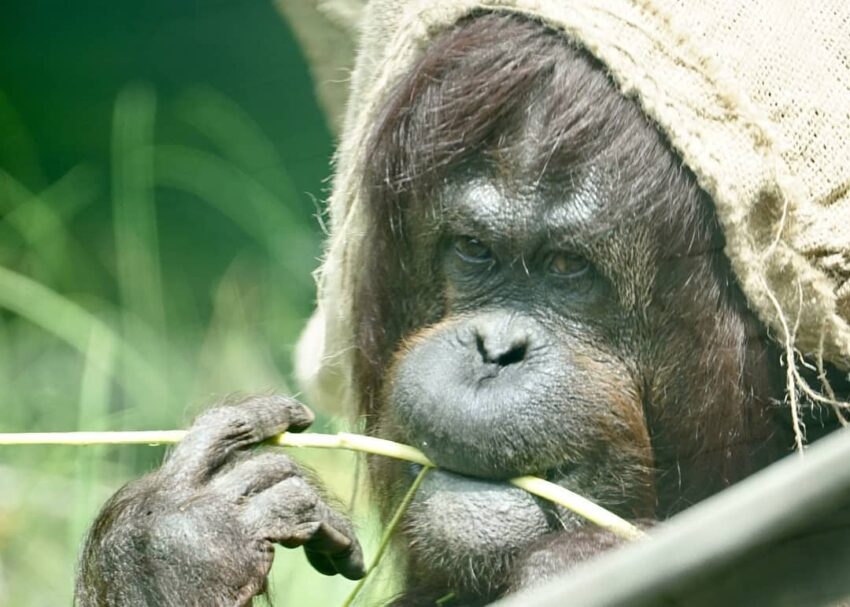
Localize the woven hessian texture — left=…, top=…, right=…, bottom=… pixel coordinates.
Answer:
left=295, top=0, right=850, bottom=421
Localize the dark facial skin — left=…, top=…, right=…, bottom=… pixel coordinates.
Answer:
left=373, top=174, right=658, bottom=599
left=393, top=176, right=653, bottom=484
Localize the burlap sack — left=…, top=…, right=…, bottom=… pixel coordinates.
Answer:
left=294, top=0, right=850, bottom=424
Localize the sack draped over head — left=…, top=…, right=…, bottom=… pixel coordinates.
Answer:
left=295, top=0, right=850, bottom=414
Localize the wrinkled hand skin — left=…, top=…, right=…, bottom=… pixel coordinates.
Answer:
left=74, top=395, right=365, bottom=606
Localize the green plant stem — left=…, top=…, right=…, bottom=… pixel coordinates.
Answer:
left=341, top=465, right=431, bottom=607
left=0, top=265, right=156, bottom=390
left=0, top=430, right=646, bottom=541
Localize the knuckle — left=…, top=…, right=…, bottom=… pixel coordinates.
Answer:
left=198, top=395, right=313, bottom=432
left=264, top=393, right=304, bottom=409
left=254, top=449, right=296, bottom=468
left=259, top=394, right=314, bottom=426
left=228, top=393, right=301, bottom=416
left=289, top=477, right=320, bottom=509
left=247, top=451, right=299, bottom=481
left=194, top=405, right=250, bottom=431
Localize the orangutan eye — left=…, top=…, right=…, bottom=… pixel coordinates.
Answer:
left=454, top=236, right=493, bottom=263
left=548, top=252, right=589, bottom=277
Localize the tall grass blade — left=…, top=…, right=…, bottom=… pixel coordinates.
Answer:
left=69, top=325, right=115, bottom=553
left=0, top=265, right=153, bottom=393
left=0, top=91, right=44, bottom=187
left=112, top=84, right=167, bottom=410
left=113, top=85, right=164, bottom=334
left=174, top=87, right=302, bottom=204
left=0, top=168, right=101, bottom=283
left=154, top=144, right=313, bottom=290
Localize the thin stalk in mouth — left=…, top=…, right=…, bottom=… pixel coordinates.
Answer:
left=0, top=429, right=647, bottom=541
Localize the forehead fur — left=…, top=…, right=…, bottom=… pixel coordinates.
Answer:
left=366, top=12, right=717, bottom=258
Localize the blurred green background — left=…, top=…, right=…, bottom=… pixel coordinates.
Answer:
left=0, top=2, right=389, bottom=604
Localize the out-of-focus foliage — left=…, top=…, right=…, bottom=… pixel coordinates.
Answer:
left=0, top=2, right=394, bottom=605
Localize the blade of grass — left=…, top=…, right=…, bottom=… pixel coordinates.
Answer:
left=113, top=84, right=164, bottom=338
left=0, top=168, right=101, bottom=283
left=69, top=324, right=116, bottom=552
left=192, top=263, right=295, bottom=396
left=0, top=90, right=44, bottom=186
left=0, top=165, right=101, bottom=227
left=0, top=265, right=155, bottom=394
left=112, top=84, right=167, bottom=420
left=0, top=429, right=645, bottom=540
left=341, top=465, right=431, bottom=607
left=174, top=87, right=303, bottom=205
left=154, top=144, right=314, bottom=291
left=509, top=476, right=646, bottom=541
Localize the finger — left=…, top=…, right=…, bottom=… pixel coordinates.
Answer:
left=305, top=526, right=366, bottom=580
left=241, top=477, right=365, bottom=580
left=162, top=395, right=314, bottom=485
left=208, top=450, right=299, bottom=500
left=303, top=502, right=366, bottom=580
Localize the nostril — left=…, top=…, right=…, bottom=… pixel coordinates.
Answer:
left=475, top=332, right=488, bottom=361
left=496, top=342, right=526, bottom=366
left=475, top=330, right=528, bottom=366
